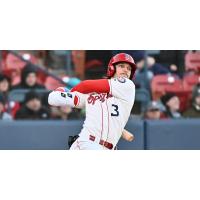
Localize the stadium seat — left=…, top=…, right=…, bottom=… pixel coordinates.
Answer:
left=37, top=71, right=48, bottom=85
left=44, top=76, right=65, bottom=90
left=183, top=73, right=200, bottom=93
left=151, top=75, right=183, bottom=100
left=4, top=53, right=26, bottom=70
left=85, top=59, right=103, bottom=69
left=2, top=52, right=39, bottom=86
left=3, top=52, right=38, bottom=71
left=185, top=52, right=200, bottom=72
left=151, top=74, right=189, bottom=111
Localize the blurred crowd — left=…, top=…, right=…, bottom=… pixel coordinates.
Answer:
left=0, top=50, right=200, bottom=121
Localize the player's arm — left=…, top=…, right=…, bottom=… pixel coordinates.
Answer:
left=48, top=88, right=86, bottom=109
left=71, top=79, right=110, bottom=94
left=122, top=129, right=134, bottom=142
left=71, top=78, right=135, bottom=103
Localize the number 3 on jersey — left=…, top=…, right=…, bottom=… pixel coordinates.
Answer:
left=111, top=104, right=119, bottom=116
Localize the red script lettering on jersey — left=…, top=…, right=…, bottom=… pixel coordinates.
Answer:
left=88, top=93, right=110, bottom=105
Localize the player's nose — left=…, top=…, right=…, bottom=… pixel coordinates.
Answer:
left=123, top=67, right=129, bottom=73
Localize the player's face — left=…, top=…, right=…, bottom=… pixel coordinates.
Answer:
left=114, top=63, right=132, bottom=79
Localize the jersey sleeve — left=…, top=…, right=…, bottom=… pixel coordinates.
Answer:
left=73, top=91, right=87, bottom=108
left=71, top=79, right=110, bottom=94
left=48, top=90, right=87, bottom=109
left=109, top=77, right=135, bottom=104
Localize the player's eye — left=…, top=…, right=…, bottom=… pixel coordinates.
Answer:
left=127, top=66, right=131, bottom=71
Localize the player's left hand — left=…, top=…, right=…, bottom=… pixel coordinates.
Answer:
left=122, top=129, right=134, bottom=142
left=54, top=87, right=68, bottom=92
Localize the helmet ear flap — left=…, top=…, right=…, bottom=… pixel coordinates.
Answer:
left=107, top=64, right=115, bottom=78
left=130, top=66, right=136, bottom=80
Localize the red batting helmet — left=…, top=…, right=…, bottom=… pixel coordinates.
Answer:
left=107, top=53, right=136, bottom=80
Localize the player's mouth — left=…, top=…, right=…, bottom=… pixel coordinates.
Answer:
left=120, top=74, right=128, bottom=78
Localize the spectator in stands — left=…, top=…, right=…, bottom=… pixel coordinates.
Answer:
left=157, top=50, right=187, bottom=76
left=160, top=93, right=182, bottom=119
left=50, top=105, right=84, bottom=120
left=135, top=56, right=172, bottom=90
left=147, top=56, right=170, bottom=75
left=0, top=93, right=13, bottom=120
left=15, top=90, right=50, bottom=120
left=0, top=73, right=11, bottom=98
left=168, top=64, right=180, bottom=77
left=0, top=73, right=20, bottom=118
left=182, top=85, right=200, bottom=118
left=143, top=101, right=163, bottom=120
left=134, top=56, right=153, bottom=90
left=146, top=53, right=180, bottom=77
left=12, top=64, right=45, bottom=90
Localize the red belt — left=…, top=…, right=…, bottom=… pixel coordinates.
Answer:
left=89, top=135, right=113, bottom=150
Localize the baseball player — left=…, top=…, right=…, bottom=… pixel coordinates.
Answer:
left=48, top=53, right=136, bottom=150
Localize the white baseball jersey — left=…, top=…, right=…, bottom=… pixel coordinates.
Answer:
left=75, top=77, right=135, bottom=149
left=48, top=77, right=135, bottom=149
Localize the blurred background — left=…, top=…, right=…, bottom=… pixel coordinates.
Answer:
left=0, top=50, right=200, bottom=149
